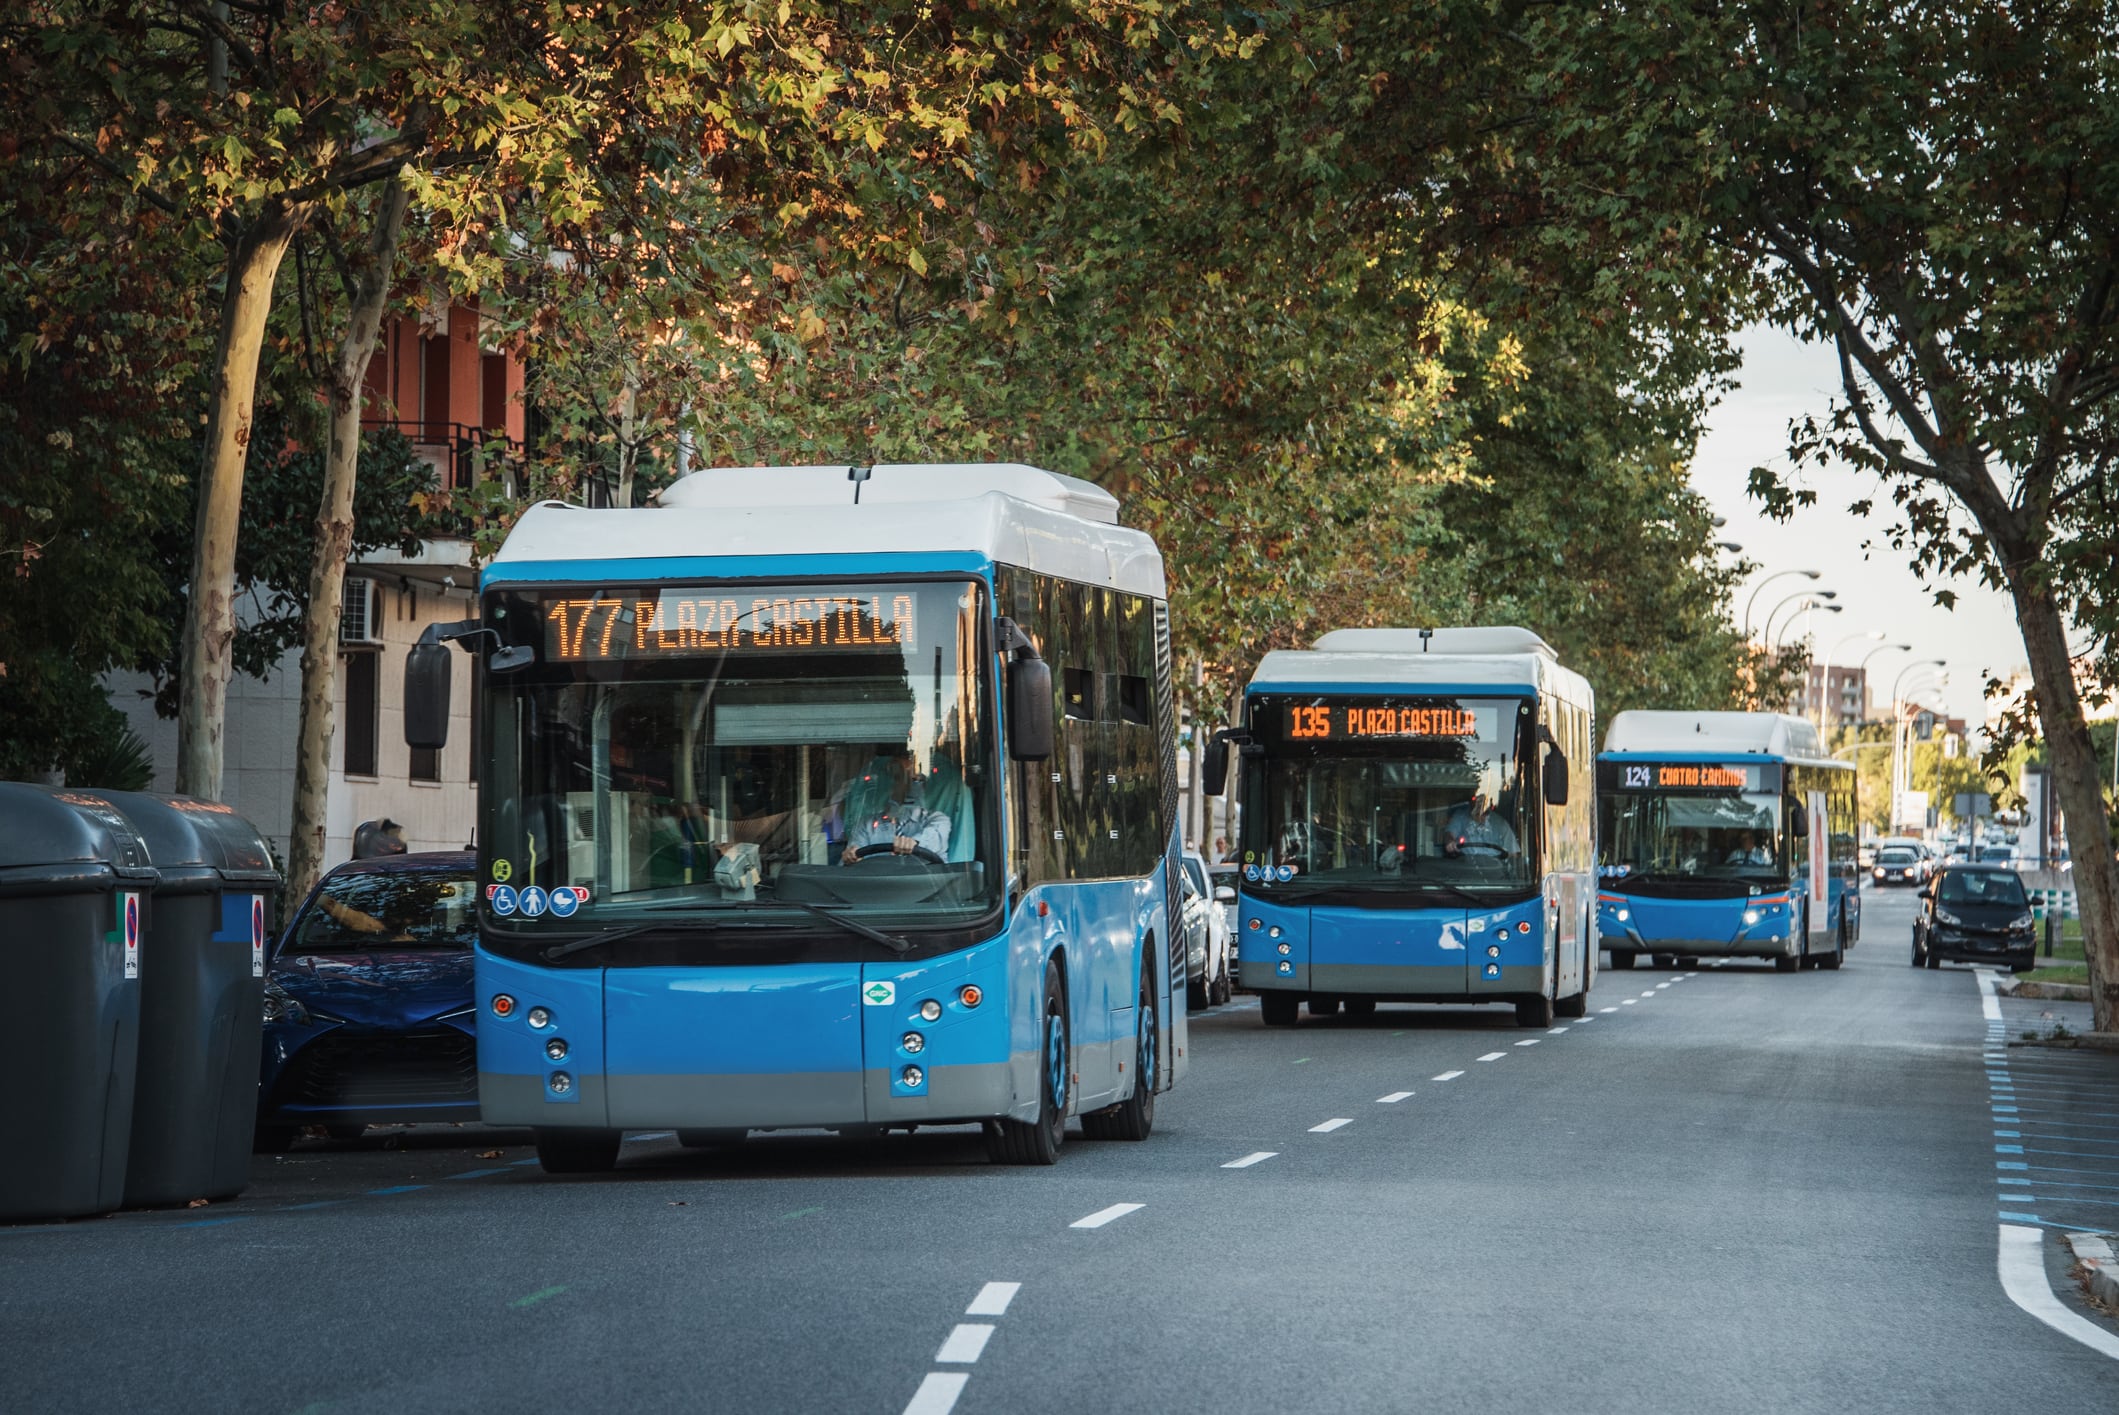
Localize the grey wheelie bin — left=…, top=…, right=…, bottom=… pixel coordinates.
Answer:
left=90, top=792, right=279, bottom=1207
left=0, top=783, right=158, bottom=1221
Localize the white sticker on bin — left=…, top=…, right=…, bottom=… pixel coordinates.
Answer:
left=120, top=892, right=141, bottom=979
left=251, top=894, right=266, bottom=977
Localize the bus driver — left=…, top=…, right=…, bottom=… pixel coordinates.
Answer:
left=1441, top=778, right=1521, bottom=859
left=835, top=745, right=953, bottom=862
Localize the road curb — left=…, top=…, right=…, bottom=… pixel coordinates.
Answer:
left=1998, top=978, right=2094, bottom=1002
left=2008, top=1031, right=2119, bottom=1054
left=2067, top=1234, right=2119, bottom=1313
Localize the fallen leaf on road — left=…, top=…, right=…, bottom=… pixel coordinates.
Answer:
left=186, top=1199, right=209, bottom=1209
left=477, top=1150, right=503, bottom=1159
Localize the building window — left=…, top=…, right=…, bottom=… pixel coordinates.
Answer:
left=410, top=745, right=440, bottom=783
left=343, top=651, right=379, bottom=777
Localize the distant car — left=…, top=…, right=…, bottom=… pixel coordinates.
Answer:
left=1179, top=850, right=1232, bottom=1009
left=1871, top=846, right=1925, bottom=887
left=1975, top=844, right=2019, bottom=866
left=256, top=851, right=479, bottom=1150
left=1913, top=865, right=2037, bottom=972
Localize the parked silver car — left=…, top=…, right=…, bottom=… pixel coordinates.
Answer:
left=1179, top=850, right=1232, bottom=1008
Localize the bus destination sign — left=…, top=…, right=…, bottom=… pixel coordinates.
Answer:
left=1284, top=704, right=1481, bottom=742
left=1607, top=761, right=1777, bottom=793
left=543, top=590, right=917, bottom=663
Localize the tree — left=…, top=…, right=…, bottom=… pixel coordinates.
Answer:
left=1476, top=2, right=2119, bottom=1029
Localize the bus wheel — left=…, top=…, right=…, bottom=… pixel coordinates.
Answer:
left=1774, top=953, right=1800, bottom=973
left=1260, top=992, right=1300, bottom=1027
left=1676, top=956, right=1701, bottom=969
left=1342, top=996, right=1376, bottom=1018
left=1608, top=951, right=1636, bottom=970
left=1818, top=925, right=1845, bottom=971
left=1652, top=954, right=1677, bottom=970
left=1308, top=996, right=1340, bottom=1019
left=676, top=1129, right=746, bottom=1148
left=1515, top=994, right=1555, bottom=1028
left=534, top=1128, right=621, bottom=1174
left=987, top=958, right=1069, bottom=1165
left=1083, top=970, right=1157, bottom=1142
left=1555, top=988, right=1588, bottom=1019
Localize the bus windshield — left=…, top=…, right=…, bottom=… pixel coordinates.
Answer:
left=1241, top=696, right=1535, bottom=900
left=1599, top=772, right=1784, bottom=889
left=480, top=579, right=997, bottom=944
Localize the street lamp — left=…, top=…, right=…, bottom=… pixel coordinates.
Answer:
left=1891, top=658, right=1946, bottom=707
left=1765, top=590, right=1839, bottom=645
left=1741, top=569, right=1823, bottom=637
left=1716, top=541, right=1745, bottom=553
left=1853, top=642, right=1913, bottom=724
left=1816, top=629, right=1886, bottom=733
left=1775, top=601, right=1842, bottom=652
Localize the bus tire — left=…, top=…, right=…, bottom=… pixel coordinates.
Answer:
left=1818, top=923, right=1845, bottom=971
left=987, top=958, right=1069, bottom=1166
left=1260, top=992, right=1300, bottom=1027
left=1556, top=988, right=1588, bottom=1019
left=676, top=1129, right=747, bottom=1148
left=1342, top=997, right=1376, bottom=1018
left=1308, top=996, right=1340, bottom=1018
left=1083, top=969, right=1157, bottom=1142
left=534, top=1128, right=622, bottom=1174
left=1652, top=954, right=1677, bottom=970
left=1515, top=994, right=1555, bottom=1028
left=1774, top=953, right=1800, bottom=973
left=1608, top=951, right=1636, bottom=970
left=1676, top=956, right=1700, bottom=969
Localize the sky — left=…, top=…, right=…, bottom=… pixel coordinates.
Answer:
left=1689, top=323, right=2026, bottom=730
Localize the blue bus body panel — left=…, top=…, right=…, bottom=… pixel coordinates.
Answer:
left=1597, top=891, right=1796, bottom=959
left=1236, top=890, right=1555, bottom=998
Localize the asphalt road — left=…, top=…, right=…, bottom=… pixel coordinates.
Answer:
left=6, top=886, right=2117, bottom=1413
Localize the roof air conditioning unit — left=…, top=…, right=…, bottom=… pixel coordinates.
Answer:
left=339, top=578, right=384, bottom=647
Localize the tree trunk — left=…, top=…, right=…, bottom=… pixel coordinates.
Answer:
left=2005, top=565, right=2119, bottom=1032
left=175, top=208, right=303, bottom=800
left=615, top=365, right=639, bottom=509
left=287, top=183, right=412, bottom=902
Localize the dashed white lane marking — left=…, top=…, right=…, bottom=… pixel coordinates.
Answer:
left=1477, top=1051, right=1507, bottom=1062
left=1433, top=1070, right=1465, bottom=1081
left=1547, top=1026, right=1569, bottom=1034
left=1224, top=1151, right=1278, bottom=1168
left=1309, top=1118, right=1353, bottom=1133
left=1071, top=1203, right=1145, bottom=1230
left=904, top=1372, right=970, bottom=1415
left=965, top=1282, right=1020, bottom=1317
left=1640, top=991, right=1656, bottom=998
left=936, top=1324, right=995, bottom=1364
left=1599, top=1007, right=1619, bottom=1013
left=1655, top=983, right=1671, bottom=989
left=1621, top=999, right=1638, bottom=1006
left=1997, top=1224, right=2119, bottom=1361
left=1378, top=1091, right=1414, bottom=1103
left=1684, top=972, right=1699, bottom=978
left=1514, top=1039, right=1539, bottom=1047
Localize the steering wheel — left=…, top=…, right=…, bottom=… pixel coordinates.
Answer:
left=851, top=842, right=948, bottom=866
left=1454, top=841, right=1510, bottom=858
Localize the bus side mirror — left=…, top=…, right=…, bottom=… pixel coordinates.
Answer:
left=1008, top=657, right=1054, bottom=761
left=1789, top=803, right=1809, bottom=837
left=1542, top=749, right=1570, bottom=807
left=404, top=642, right=453, bottom=751
left=1203, top=734, right=1229, bottom=796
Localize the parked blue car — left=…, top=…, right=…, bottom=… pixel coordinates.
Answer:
left=256, top=851, right=479, bottom=1149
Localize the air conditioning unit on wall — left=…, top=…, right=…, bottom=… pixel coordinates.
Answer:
left=339, top=578, right=384, bottom=647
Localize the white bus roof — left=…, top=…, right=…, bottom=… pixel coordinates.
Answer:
left=1248, top=626, right=1590, bottom=703
left=1602, top=710, right=1826, bottom=760
left=485, top=463, right=1164, bottom=596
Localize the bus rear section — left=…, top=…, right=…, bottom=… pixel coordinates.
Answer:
left=1596, top=711, right=1859, bottom=973
left=409, top=463, right=1183, bottom=1171
left=1220, top=627, right=1596, bottom=1029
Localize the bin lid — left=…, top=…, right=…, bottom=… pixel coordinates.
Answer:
left=0, top=782, right=159, bottom=897
left=88, top=791, right=281, bottom=891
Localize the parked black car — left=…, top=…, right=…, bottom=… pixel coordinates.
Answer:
left=1912, top=865, right=2037, bottom=972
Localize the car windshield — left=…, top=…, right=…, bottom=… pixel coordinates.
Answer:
left=1939, top=871, right=2027, bottom=907
left=291, top=869, right=476, bottom=951
left=1181, top=857, right=1209, bottom=895
left=1242, top=696, right=1534, bottom=897
left=1879, top=848, right=1917, bottom=864
left=482, top=579, right=997, bottom=941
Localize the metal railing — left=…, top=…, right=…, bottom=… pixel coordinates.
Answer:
left=360, top=418, right=522, bottom=491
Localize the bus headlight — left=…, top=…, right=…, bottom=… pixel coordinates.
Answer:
left=902, top=1031, right=926, bottom=1054
left=901, top=1065, right=925, bottom=1087
left=548, top=1072, right=573, bottom=1095
left=919, top=999, right=943, bottom=1022
left=1743, top=909, right=1761, bottom=926
left=1613, top=908, right=1630, bottom=923
left=545, top=1038, right=569, bottom=1062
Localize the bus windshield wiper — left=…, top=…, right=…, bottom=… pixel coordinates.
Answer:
left=784, top=901, right=911, bottom=955
left=540, top=917, right=786, bottom=962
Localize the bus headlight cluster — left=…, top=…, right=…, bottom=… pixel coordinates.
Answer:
left=902, top=1031, right=926, bottom=1054
left=1742, top=909, right=1761, bottom=926
left=919, top=999, right=943, bottom=1022
left=527, top=1006, right=552, bottom=1029
left=549, top=1072, right=573, bottom=1095
left=545, top=1038, right=569, bottom=1062
left=1614, top=908, right=1630, bottom=923
left=901, top=1065, right=924, bottom=1087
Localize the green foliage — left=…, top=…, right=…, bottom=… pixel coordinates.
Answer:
left=61, top=714, right=154, bottom=792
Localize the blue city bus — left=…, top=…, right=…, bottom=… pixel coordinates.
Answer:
left=1208, top=628, right=1597, bottom=1029
left=403, top=463, right=1185, bottom=1171
left=1596, top=711, right=1859, bottom=973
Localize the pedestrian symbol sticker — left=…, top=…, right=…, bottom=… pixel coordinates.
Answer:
left=550, top=887, right=580, bottom=918
left=492, top=859, right=513, bottom=883
left=862, top=981, right=896, bottom=1006
left=519, top=886, right=549, bottom=918
left=492, top=885, right=518, bottom=917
